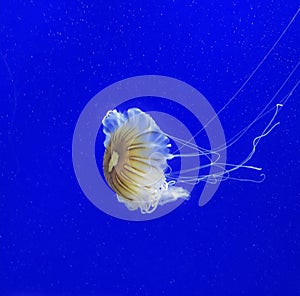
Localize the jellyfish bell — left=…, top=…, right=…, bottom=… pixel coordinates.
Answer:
left=102, top=108, right=189, bottom=213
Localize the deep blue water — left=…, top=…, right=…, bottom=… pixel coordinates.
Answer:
left=1, top=1, right=300, bottom=295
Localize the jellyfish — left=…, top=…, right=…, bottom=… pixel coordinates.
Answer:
left=72, top=7, right=300, bottom=219
left=99, top=7, right=300, bottom=215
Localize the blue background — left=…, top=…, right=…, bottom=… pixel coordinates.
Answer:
left=1, top=1, right=299, bottom=295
